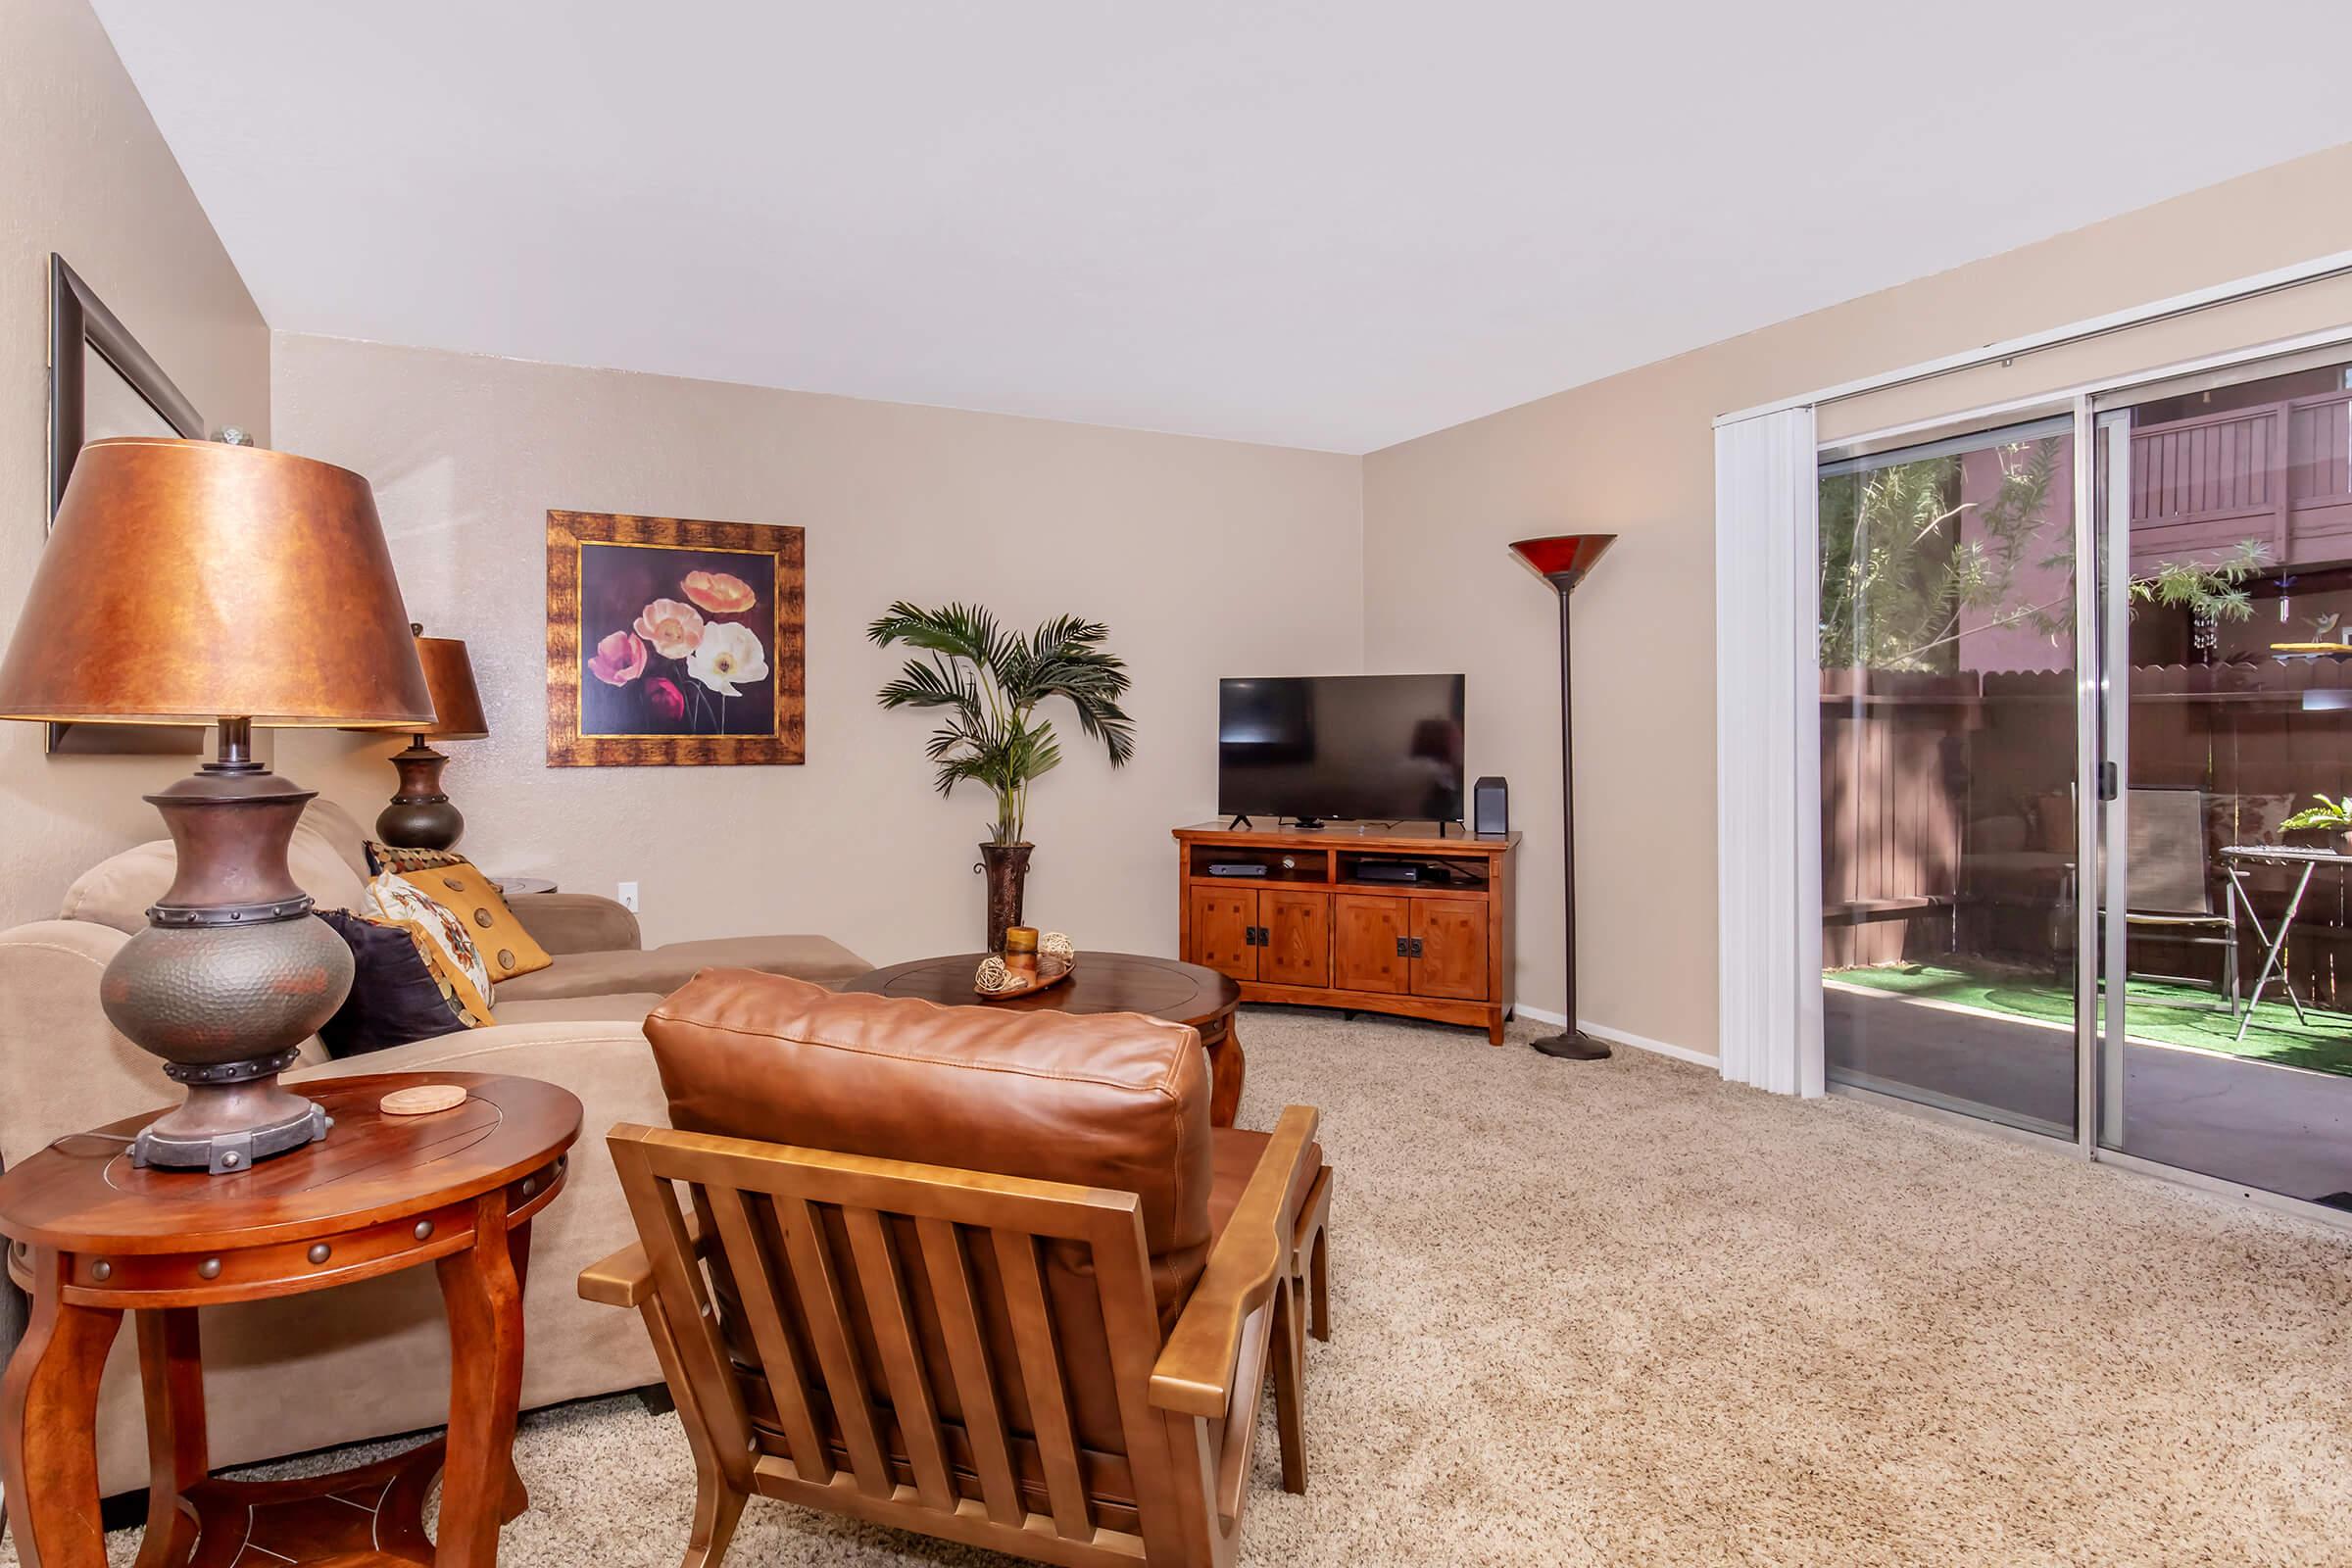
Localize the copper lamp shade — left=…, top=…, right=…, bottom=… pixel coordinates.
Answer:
left=371, top=628, right=491, bottom=850
left=0, top=438, right=432, bottom=726
left=414, top=633, right=489, bottom=739
left=1509, top=533, right=1617, bottom=1061
left=0, top=438, right=430, bottom=1173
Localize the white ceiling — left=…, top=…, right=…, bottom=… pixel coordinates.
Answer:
left=94, top=2, right=2352, bottom=454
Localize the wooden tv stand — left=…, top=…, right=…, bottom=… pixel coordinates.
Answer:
left=1173, top=821, right=1518, bottom=1044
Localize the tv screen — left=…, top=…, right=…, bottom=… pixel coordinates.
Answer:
left=1218, top=674, right=1465, bottom=824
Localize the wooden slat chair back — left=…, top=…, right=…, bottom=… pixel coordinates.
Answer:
left=589, top=1104, right=1317, bottom=1568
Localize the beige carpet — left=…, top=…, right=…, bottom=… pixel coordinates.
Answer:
left=18, top=1006, right=2352, bottom=1567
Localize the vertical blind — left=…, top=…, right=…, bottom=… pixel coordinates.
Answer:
left=1714, top=405, right=1824, bottom=1095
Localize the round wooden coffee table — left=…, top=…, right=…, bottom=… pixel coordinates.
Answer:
left=0, top=1071, right=580, bottom=1568
left=841, top=952, right=1247, bottom=1126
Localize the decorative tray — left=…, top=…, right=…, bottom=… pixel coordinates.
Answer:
left=974, top=952, right=1075, bottom=1000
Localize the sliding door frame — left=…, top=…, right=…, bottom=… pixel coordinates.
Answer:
left=2074, top=395, right=2104, bottom=1161
left=1808, top=326, right=2352, bottom=1231
left=1813, top=394, right=2087, bottom=1152
left=2095, top=409, right=2131, bottom=1156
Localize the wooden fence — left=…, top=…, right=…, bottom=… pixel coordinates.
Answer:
left=1822, top=659, right=2352, bottom=1007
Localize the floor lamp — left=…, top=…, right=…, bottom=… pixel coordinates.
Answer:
left=1509, top=534, right=1616, bottom=1060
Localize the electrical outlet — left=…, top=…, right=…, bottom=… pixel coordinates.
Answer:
left=617, top=880, right=640, bottom=912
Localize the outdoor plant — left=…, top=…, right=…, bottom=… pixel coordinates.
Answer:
left=1817, top=436, right=2062, bottom=672
left=2127, top=547, right=2267, bottom=657
left=2280, top=795, right=2352, bottom=835
left=868, top=601, right=1136, bottom=846
left=1819, top=435, right=2268, bottom=671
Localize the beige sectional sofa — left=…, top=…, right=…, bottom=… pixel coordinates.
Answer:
left=0, top=797, right=868, bottom=1496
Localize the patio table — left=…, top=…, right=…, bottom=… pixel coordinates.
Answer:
left=2219, top=845, right=2352, bottom=1042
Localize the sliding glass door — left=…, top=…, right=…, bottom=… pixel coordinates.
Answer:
left=1816, top=342, right=2352, bottom=1216
left=1817, top=418, right=2082, bottom=1138
left=2094, top=353, right=2352, bottom=1208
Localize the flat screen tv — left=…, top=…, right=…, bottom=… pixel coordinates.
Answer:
left=1217, top=673, right=1465, bottom=827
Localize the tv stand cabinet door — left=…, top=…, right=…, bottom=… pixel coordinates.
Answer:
left=1261, top=889, right=1330, bottom=989
left=1332, top=895, right=1409, bottom=994
left=1189, top=886, right=1258, bottom=982
left=1410, top=898, right=1489, bottom=1001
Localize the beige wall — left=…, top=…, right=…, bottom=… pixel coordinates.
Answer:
left=268, top=333, right=1363, bottom=963
left=6, top=15, right=2345, bottom=1058
left=1363, top=142, right=2352, bottom=1058
left=0, top=0, right=271, bottom=929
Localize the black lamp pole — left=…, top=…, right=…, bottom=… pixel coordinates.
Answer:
left=1509, top=534, right=1617, bottom=1060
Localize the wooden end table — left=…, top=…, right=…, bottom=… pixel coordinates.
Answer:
left=840, top=952, right=1248, bottom=1127
left=0, top=1071, right=581, bottom=1568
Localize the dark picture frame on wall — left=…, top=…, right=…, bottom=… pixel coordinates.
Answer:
left=47, top=253, right=209, bottom=756
left=545, top=510, right=807, bottom=766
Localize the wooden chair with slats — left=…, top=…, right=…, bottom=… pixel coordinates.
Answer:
left=582, top=1102, right=1320, bottom=1568
left=1269, top=1158, right=1332, bottom=1493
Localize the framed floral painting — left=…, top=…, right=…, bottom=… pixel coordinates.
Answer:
left=545, top=511, right=805, bottom=765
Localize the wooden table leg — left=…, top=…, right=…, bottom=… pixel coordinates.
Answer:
left=0, top=1249, right=123, bottom=1568
left=133, top=1309, right=206, bottom=1568
left=435, top=1194, right=526, bottom=1568
left=501, top=1218, right=533, bottom=1523
left=1205, top=1015, right=1246, bottom=1129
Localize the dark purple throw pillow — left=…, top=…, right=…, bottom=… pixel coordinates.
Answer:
left=312, top=908, right=471, bottom=1057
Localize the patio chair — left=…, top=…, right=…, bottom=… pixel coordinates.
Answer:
left=2124, top=787, right=2240, bottom=1014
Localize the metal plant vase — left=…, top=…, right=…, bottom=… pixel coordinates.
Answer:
left=978, top=842, right=1033, bottom=954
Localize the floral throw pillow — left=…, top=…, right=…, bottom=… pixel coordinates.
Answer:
left=363, top=870, right=495, bottom=1027
left=365, top=840, right=467, bottom=877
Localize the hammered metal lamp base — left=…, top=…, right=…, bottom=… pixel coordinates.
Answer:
left=130, top=1050, right=334, bottom=1174
left=134, top=1102, right=330, bottom=1174
left=377, top=738, right=465, bottom=851
left=98, top=734, right=358, bottom=1178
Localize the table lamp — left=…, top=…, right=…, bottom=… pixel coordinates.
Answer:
left=1508, top=533, right=1616, bottom=1060
left=373, top=625, right=488, bottom=849
left=0, top=438, right=432, bottom=1172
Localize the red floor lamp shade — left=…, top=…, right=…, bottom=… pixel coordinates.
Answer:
left=1509, top=534, right=1617, bottom=1060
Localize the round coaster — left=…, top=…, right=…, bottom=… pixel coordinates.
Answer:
left=380, top=1083, right=467, bottom=1117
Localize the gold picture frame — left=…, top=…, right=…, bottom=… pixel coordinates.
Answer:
left=545, top=510, right=806, bottom=766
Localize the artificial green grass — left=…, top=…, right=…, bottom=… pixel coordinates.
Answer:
left=1829, top=961, right=2352, bottom=1078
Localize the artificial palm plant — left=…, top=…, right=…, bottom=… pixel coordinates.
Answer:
left=870, top=602, right=1136, bottom=950
left=870, top=600, right=1135, bottom=839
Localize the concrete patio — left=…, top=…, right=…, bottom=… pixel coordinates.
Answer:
left=1826, top=981, right=2352, bottom=1203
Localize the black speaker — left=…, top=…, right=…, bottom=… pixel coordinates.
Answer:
left=1473, top=776, right=1508, bottom=835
